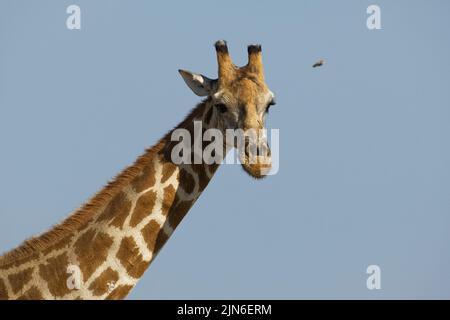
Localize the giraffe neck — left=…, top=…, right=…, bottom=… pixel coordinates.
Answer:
left=0, top=100, right=222, bottom=300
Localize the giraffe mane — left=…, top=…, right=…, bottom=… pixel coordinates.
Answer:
left=0, top=100, right=208, bottom=266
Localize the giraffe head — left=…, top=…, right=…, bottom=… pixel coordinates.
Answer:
left=179, top=40, right=276, bottom=178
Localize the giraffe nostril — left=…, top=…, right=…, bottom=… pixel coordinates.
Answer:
left=244, top=146, right=250, bottom=158
left=256, top=145, right=262, bottom=156
left=244, top=138, right=250, bottom=157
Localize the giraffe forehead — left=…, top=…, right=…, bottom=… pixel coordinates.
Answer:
left=217, top=77, right=270, bottom=106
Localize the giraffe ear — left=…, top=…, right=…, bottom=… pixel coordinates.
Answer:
left=178, top=69, right=216, bottom=96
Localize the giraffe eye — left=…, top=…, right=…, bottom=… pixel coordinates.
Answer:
left=215, top=103, right=228, bottom=113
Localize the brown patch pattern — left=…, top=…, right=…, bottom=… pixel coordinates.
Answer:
left=161, top=162, right=178, bottom=184
left=192, top=164, right=210, bottom=191
left=17, top=286, right=43, bottom=300
left=38, top=252, right=71, bottom=297
left=132, top=161, right=156, bottom=192
left=153, top=226, right=170, bottom=255
left=129, top=190, right=157, bottom=228
left=0, top=252, right=39, bottom=271
left=8, top=267, right=34, bottom=295
left=105, top=284, right=133, bottom=300
left=179, top=168, right=196, bottom=194
left=42, top=234, right=73, bottom=256
left=141, top=220, right=161, bottom=253
left=0, top=140, right=166, bottom=267
left=168, top=198, right=195, bottom=229
left=89, top=267, right=119, bottom=296
left=116, top=236, right=149, bottom=279
left=74, top=229, right=114, bottom=281
left=0, top=278, right=8, bottom=299
left=161, top=185, right=176, bottom=216
left=96, top=192, right=132, bottom=229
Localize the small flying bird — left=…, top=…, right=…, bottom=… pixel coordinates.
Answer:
left=312, top=59, right=325, bottom=68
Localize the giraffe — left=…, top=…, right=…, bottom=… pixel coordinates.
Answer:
left=0, top=40, right=276, bottom=300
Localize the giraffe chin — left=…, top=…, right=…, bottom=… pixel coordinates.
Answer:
left=241, top=157, right=272, bottom=179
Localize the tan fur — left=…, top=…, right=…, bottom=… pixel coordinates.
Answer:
left=0, top=101, right=217, bottom=299
left=0, top=141, right=165, bottom=266
left=208, top=43, right=274, bottom=178
left=0, top=104, right=204, bottom=266
left=88, top=267, right=119, bottom=296
left=0, top=41, right=275, bottom=300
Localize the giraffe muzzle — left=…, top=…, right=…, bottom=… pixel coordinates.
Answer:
left=240, top=136, right=272, bottom=178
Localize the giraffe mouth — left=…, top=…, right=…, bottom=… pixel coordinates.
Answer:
left=240, top=140, right=272, bottom=178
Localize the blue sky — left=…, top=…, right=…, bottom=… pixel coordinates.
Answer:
left=1, top=0, right=450, bottom=299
